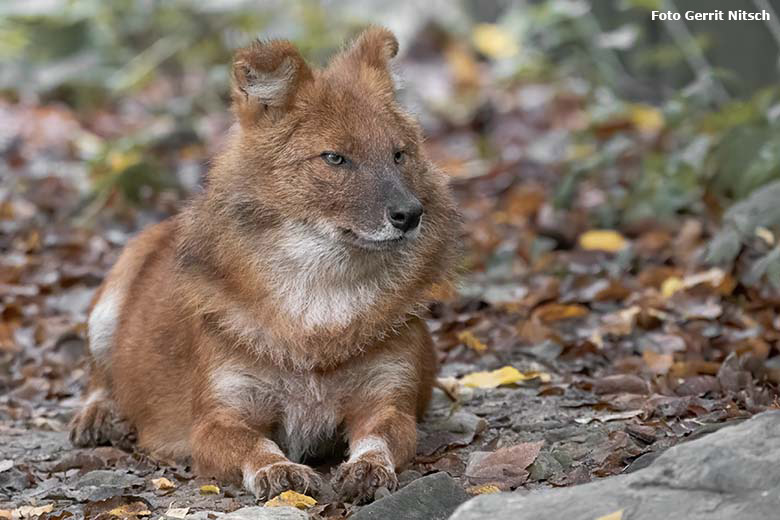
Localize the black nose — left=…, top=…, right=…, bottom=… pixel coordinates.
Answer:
left=387, top=200, right=423, bottom=232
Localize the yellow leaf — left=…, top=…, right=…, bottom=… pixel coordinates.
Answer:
left=107, top=505, right=151, bottom=517
left=152, top=477, right=175, bottom=490
left=468, top=484, right=501, bottom=494
left=629, top=103, right=664, bottom=134
left=265, top=490, right=317, bottom=509
left=534, top=303, right=589, bottom=322
left=579, top=230, right=629, bottom=253
left=199, top=484, right=220, bottom=494
left=596, top=510, right=623, bottom=520
left=472, top=24, right=519, bottom=59
left=445, top=44, right=479, bottom=88
left=460, top=366, right=550, bottom=389
left=661, top=276, right=684, bottom=298
left=457, top=330, right=487, bottom=353
left=756, top=226, right=775, bottom=245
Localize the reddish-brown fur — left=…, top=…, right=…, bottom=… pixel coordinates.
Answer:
left=70, top=27, right=458, bottom=503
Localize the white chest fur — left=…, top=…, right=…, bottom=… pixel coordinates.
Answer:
left=210, top=364, right=343, bottom=461
left=209, top=353, right=415, bottom=462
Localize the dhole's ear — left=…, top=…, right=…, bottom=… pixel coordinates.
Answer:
left=335, top=27, right=399, bottom=91
left=231, top=39, right=312, bottom=125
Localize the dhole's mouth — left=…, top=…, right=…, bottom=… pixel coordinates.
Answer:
left=338, top=228, right=407, bottom=251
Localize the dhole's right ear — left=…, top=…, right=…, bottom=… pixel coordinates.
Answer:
left=231, top=39, right=312, bottom=125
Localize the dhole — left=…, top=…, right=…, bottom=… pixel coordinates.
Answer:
left=70, top=27, right=458, bottom=503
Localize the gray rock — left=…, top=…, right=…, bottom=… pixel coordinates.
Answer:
left=450, top=411, right=780, bottom=520
left=220, top=506, right=308, bottom=519
left=352, top=472, right=469, bottom=520
left=74, top=469, right=143, bottom=488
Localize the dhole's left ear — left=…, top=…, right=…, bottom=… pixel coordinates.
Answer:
left=231, top=39, right=312, bottom=125
left=336, top=27, right=399, bottom=91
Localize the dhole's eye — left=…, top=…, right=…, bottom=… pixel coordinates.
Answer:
left=394, top=150, right=406, bottom=164
left=322, top=152, right=345, bottom=166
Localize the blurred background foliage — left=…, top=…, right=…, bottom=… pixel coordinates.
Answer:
left=3, top=0, right=780, bottom=285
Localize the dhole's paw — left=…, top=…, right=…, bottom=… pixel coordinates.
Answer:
left=69, top=395, right=116, bottom=447
left=243, top=461, right=322, bottom=500
left=333, top=456, right=398, bottom=504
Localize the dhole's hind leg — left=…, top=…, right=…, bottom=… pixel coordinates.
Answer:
left=69, top=371, right=135, bottom=449
left=69, top=388, right=115, bottom=446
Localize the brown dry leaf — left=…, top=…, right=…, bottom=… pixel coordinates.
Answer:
left=457, top=330, right=487, bottom=353
left=578, top=230, right=628, bottom=252
left=596, top=510, right=623, bottom=520
left=151, top=477, right=175, bottom=490
left=534, top=303, right=588, bottom=323
left=593, top=374, right=650, bottom=395
left=265, top=490, right=317, bottom=509
left=465, top=441, right=544, bottom=488
left=0, top=510, right=10, bottom=520
left=199, top=484, right=220, bottom=494
left=460, top=366, right=550, bottom=389
left=643, top=350, right=673, bottom=375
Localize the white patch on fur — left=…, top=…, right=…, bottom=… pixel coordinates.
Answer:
left=243, top=59, right=295, bottom=106
left=241, top=438, right=287, bottom=495
left=267, top=222, right=384, bottom=330
left=84, top=388, right=108, bottom=406
left=349, top=435, right=394, bottom=469
left=209, top=363, right=342, bottom=462
left=242, top=461, right=258, bottom=494
left=88, top=289, right=120, bottom=361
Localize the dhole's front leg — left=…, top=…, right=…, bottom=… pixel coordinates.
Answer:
left=191, top=408, right=321, bottom=499
left=333, top=403, right=417, bottom=503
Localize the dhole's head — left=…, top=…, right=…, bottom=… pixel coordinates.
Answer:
left=219, top=27, right=452, bottom=254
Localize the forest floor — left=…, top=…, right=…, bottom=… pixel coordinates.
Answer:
left=3, top=48, right=780, bottom=519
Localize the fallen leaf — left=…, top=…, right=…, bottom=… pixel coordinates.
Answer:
left=164, top=507, right=189, bottom=519
left=457, top=330, right=487, bottom=353
left=643, top=350, right=673, bottom=375
left=661, top=276, right=684, bottom=298
left=600, top=306, right=640, bottom=336
left=596, top=510, right=623, bottom=520
left=578, top=230, right=628, bottom=252
left=630, top=103, right=664, bottom=134
left=756, top=226, right=775, bottom=245
left=467, top=484, right=501, bottom=495
left=107, top=504, right=151, bottom=517
left=465, top=441, right=544, bottom=488
left=7, top=505, right=54, bottom=519
left=151, top=477, right=175, bottom=490
left=471, top=24, right=518, bottom=59
left=574, top=409, right=643, bottom=424
left=199, top=484, right=220, bottom=494
left=265, top=490, right=317, bottom=509
left=593, top=374, right=650, bottom=395
left=460, top=366, right=550, bottom=389
left=534, top=303, right=589, bottom=322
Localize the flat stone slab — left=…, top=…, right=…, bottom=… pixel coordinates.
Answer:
left=352, top=472, right=469, bottom=520
left=450, top=411, right=780, bottom=520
